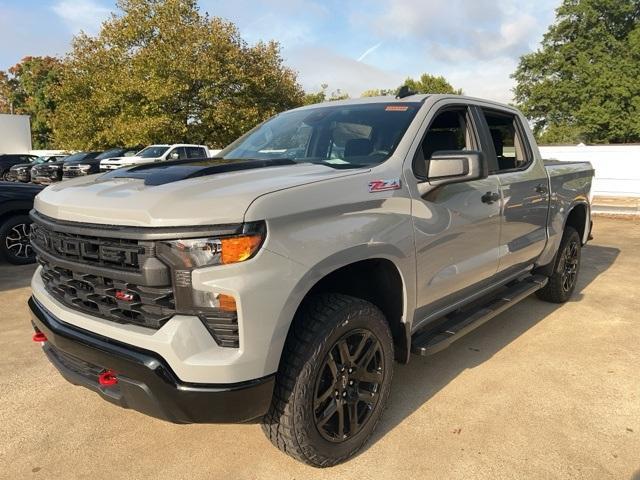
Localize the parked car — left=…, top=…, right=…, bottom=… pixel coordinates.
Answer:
left=10, top=156, right=68, bottom=182
left=62, top=147, right=140, bottom=179
left=32, top=151, right=101, bottom=184
left=99, top=144, right=210, bottom=171
left=0, top=181, right=43, bottom=264
left=28, top=94, right=594, bottom=466
left=0, top=153, right=39, bottom=181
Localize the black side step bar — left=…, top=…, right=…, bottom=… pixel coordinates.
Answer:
left=411, top=275, right=548, bottom=356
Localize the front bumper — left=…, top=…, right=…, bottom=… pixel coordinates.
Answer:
left=32, top=173, right=60, bottom=184
left=29, top=296, right=275, bottom=423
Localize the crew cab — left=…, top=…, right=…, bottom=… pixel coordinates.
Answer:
left=99, top=144, right=210, bottom=171
left=28, top=94, right=593, bottom=467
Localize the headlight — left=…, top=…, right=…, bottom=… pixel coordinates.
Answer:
left=158, top=223, right=265, bottom=269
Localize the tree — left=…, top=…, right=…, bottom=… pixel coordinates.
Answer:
left=360, top=74, right=462, bottom=98
left=303, top=83, right=349, bottom=105
left=513, top=0, right=640, bottom=144
left=402, top=74, right=462, bottom=95
left=360, top=88, right=395, bottom=97
left=0, top=56, right=62, bottom=148
left=0, top=71, right=12, bottom=113
left=52, top=0, right=304, bottom=149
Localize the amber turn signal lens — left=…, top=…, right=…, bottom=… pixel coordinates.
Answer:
left=220, top=235, right=262, bottom=264
left=217, top=294, right=237, bottom=313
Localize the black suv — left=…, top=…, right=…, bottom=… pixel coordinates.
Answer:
left=32, top=151, right=101, bottom=184
left=0, top=181, right=43, bottom=264
left=9, top=156, right=68, bottom=182
left=0, top=153, right=39, bottom=181
left=62, top=147, right=140, bottom=179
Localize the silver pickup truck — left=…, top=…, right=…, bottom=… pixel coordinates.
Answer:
left=28, top=94, right=593, bottom=467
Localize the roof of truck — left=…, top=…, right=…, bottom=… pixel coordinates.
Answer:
left=291, top=93, right=516, bottom=113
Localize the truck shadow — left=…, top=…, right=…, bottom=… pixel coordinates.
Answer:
left=367, top=243, right=620, bottom=451
left=0, top=261, right=37, bottom=292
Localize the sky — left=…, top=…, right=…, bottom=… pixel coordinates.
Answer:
left=0, top=0, right=561, bottom=103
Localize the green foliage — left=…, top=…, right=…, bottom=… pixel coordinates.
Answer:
left=0, top=56, right=62, bottom=148
left=360, top=88, right=395, bottom=97
left=402, top=74, right=463, bottom=95
left=303, top=83, right=349, bottom=105
left=359, top=74, right=462, bottom=98
left=52, top=0, right=304, bottom=149
left=513, top=0, right=640, bottom=144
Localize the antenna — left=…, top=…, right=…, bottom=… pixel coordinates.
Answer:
left=396, top=85, right=415, bottom=99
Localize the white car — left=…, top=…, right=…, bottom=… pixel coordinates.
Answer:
left=100, top=144, right=210, bottom=171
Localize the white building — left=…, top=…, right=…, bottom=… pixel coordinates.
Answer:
left=0, top=113, right=32, bottom=153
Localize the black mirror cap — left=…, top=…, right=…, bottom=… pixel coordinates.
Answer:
left=427, top=150, right=488, bottom=187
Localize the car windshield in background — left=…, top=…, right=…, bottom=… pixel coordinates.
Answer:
left=138, top=146, right=169, bottom=158
left=61, top=152, right=89, bottom=163
left=219, top=102, right=421, bottom=168
left=96, top=148, right=125, bottom=160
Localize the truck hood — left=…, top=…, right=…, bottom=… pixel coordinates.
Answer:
left=35, top=158, right=364, bottom=226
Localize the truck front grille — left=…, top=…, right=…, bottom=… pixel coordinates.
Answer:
left=31, top=223, right=148, bottom=271
left=40, top=259, right=175, bottom=329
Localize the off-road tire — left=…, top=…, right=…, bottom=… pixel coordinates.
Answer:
left=261, top=293, right=394, bottom=467
left=536, top=226, right=581, bottom=303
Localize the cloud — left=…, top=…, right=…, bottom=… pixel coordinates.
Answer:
left=52, top=0, right=111, bottom=34
left=286, top=46, right=403, bottom=97
left=359, top=0, right=555, bottom=62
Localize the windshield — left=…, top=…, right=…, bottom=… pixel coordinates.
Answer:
left=219, top=102, right=421, bottom=168
left=137, top=146, right=169, bottom=158
left=62, top=152, right=90, bottom=163
left=96, top=148, right=124, bottom=160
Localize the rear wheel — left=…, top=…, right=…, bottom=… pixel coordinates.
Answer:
left=536, top=226, right=581, bottom=303
left=0, top=215, right=36, bottom=264
left=262, top=293, right=394, bottom=467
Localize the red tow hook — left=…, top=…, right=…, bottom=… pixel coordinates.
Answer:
left=98, top=369, right=118, bottom=387
left=32, top=332, right=47, bottom=343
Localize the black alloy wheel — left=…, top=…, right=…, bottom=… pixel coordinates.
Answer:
left=313, top=329, right=385, bottom=442
left=561, top=238, right=579, bottom=292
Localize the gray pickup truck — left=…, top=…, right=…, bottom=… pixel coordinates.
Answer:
left=28, top=94, right=593, bottom=467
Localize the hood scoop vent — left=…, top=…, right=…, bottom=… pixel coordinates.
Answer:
left=100, top=158, right=297, bottom=186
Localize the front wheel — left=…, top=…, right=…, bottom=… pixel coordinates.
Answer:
left=262, top=293, right=394, bottom=467
left=0, top=215, right=36, bottom=264
left=536, top=226, right=581, bottom=303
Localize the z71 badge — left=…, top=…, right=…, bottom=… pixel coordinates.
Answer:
left=368, top=179, right=401, bottom=192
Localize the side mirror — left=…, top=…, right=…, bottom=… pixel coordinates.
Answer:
left=427, top=150, right=488, bottom=187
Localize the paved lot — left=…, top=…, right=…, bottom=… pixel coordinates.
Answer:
left=1, top=217, right=639, bottom=479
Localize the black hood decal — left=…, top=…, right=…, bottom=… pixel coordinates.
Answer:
left=100, top=158, right=297, bottom=186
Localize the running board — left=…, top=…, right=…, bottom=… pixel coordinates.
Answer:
left=411, top=275, right=548, bottom=356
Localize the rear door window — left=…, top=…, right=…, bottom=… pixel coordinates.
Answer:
left=481, top=109, right=531, bottom=173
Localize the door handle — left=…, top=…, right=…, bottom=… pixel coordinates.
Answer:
left=535, top=183, right=548, bottom=194
left=481, top=191, right=500, bottom=204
